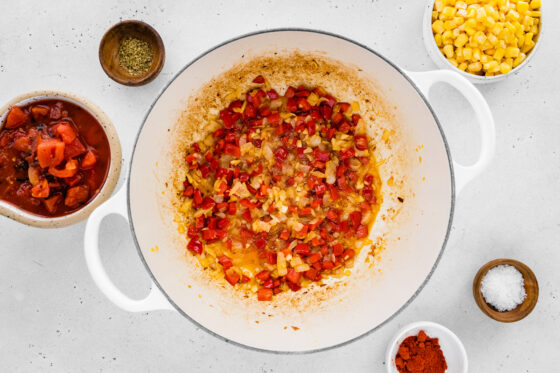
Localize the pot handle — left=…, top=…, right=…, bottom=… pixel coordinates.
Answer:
left=84, top=186, right=175, bottom=312
left=406, top=70, right=495, bottom=194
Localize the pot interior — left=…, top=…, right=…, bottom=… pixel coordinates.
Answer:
left=128, top=30, right=453, bottom=352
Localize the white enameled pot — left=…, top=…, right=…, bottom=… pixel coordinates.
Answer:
left=84, top=29, right=495, bottom=353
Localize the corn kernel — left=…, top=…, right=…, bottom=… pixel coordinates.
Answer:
left=530, top=0, right=541, bottom=9
left=454, top=33, right=469, bottom=47
left=458, top=62, right=468, bottom=71
left=467, top=62, right=482, bottom=72
left=505, top=46, right=520, bottom=58
left=443, top=44, right=455, bottom=58
left=517, top=1, right=529, bottom=14
left=500, top=62, right=512, bottom=74
left=432, top=20, right=445, bottom=34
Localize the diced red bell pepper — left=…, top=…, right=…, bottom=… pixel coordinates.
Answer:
left=286, top=268, right=300, bottom=284
left=314, top=149, right=330, bottom=162
left=224, top=143, right=241, bottom=158
left=5, top=106, right=29, bottom=129
left=255, top=270, right=270, bottom=282
left=218, top=255, right=233, bottom=270
left=252, top=75, right=265, bottom=84
left=287, top=281, right=301, bottom=292
left=187, top=239, right=203, bottom=254
left=308, top=253, right=322, bottom=264
left=294, top=243, right=311, bottom=256
left=354, top=135, right=368, bottom=150
left=356, top=225, right=369, bottom=239
left=257, top=288, right=273, bottom=301
left=273, top=146, right=288, bottom=161
left=349, top=211, right=362, bottom=228
left=343, top=249, right=355, bottom=260
left=225, top=271, right=240, bottom=286
left=279, top=229, right=290, bottom=241
left=339, top=148, right=355, bottom=160
left=284, top=86, right=296, bottom=98
left=333, top=243, right=344, bottom=256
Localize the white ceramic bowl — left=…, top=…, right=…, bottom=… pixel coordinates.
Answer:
left=386, top=321, right=468, bottom=373
left=422, top=0, right=544, bottom=84
left=0, top=91, right=122, bottom=228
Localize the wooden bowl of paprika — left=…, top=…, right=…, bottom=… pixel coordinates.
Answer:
left=99, top=20, right=165, bottom=86
left=386, top=321, right=467, bottom=373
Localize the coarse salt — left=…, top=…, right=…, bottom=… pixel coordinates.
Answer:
left=481, top=264, right=526, bottom=312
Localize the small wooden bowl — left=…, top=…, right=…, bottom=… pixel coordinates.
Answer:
left=99, top=20, right=165, bottom=86
left=473, top=259, right=538, bottom=323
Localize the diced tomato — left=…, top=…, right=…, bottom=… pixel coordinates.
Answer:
left=31, top=179, right=50, bottom=198
left=43, top=194, right=61, bottom=214
left=243, top=103, right=257, bottom=119
left=64, top=137, right=86, bottom=159
left=30, top=106, right=49, bottom=121
left=252, top=75, right=265, bottom=84
left=56, top=123, right=77, bottom=144
left=257, top=288, right=273, bottom=301
left=187, top=239, right=203, bottom=254
left=328, top=184, right=340, bottom=201
left=37, top=139, right=65, bottom=168
left=241, top=275, right=250, bottom=283
left=322, top=261, right=334, bottom=270
left=5, top=106, right=29, bottom=129
left=81, top=150, right=97, bottom=169
left=337, top=102, right=350, bottom=113
left=217, top=255, right=233, bottom=270
left=228, top=202, right=237, bottom=215
left=297, top=98, right=311, bottom=111
left=225, top=271, right=240, bottom=286
left=351, top=114, right=361, bottom=125
left=49, top=159, right=78, bottom=178
left=305, top=268, right=318, bottom=280
left=64, top=184, right=89, bottom=207
left=12, top=134, right=31, bottom=152
left=333, top=243, right=344, bottom=256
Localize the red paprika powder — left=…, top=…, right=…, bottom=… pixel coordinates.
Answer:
left=395, top=330, right=448, bottom=373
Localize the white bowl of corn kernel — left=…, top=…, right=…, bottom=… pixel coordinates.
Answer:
left=423, top=0, right=543, bottom=83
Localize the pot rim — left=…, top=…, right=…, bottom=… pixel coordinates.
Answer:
left=126, top=28, right=456, bottom=354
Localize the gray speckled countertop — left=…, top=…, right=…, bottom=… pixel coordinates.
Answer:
left=1, top=1, right=559, bottom=372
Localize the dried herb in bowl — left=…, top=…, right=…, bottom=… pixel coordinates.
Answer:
left=118, top=37, right=153, bottom=76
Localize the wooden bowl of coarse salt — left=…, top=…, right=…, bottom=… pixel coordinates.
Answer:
left=473, top=258, right=538, bottom=323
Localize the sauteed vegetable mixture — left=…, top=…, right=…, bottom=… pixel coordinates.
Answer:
left=179, top=76, right=381, bottom=300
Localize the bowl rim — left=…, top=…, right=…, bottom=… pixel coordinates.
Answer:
left=472, top=258, right=539, bottom=322
left=125, top=27, right=457, bottom=354
left=385, top=321, right=468, bottom=373
left=0, top=90, right=122, bottom=228
left=98, top=19, right=166, bottom=87
left=422, top=0, right=544, bottom=84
